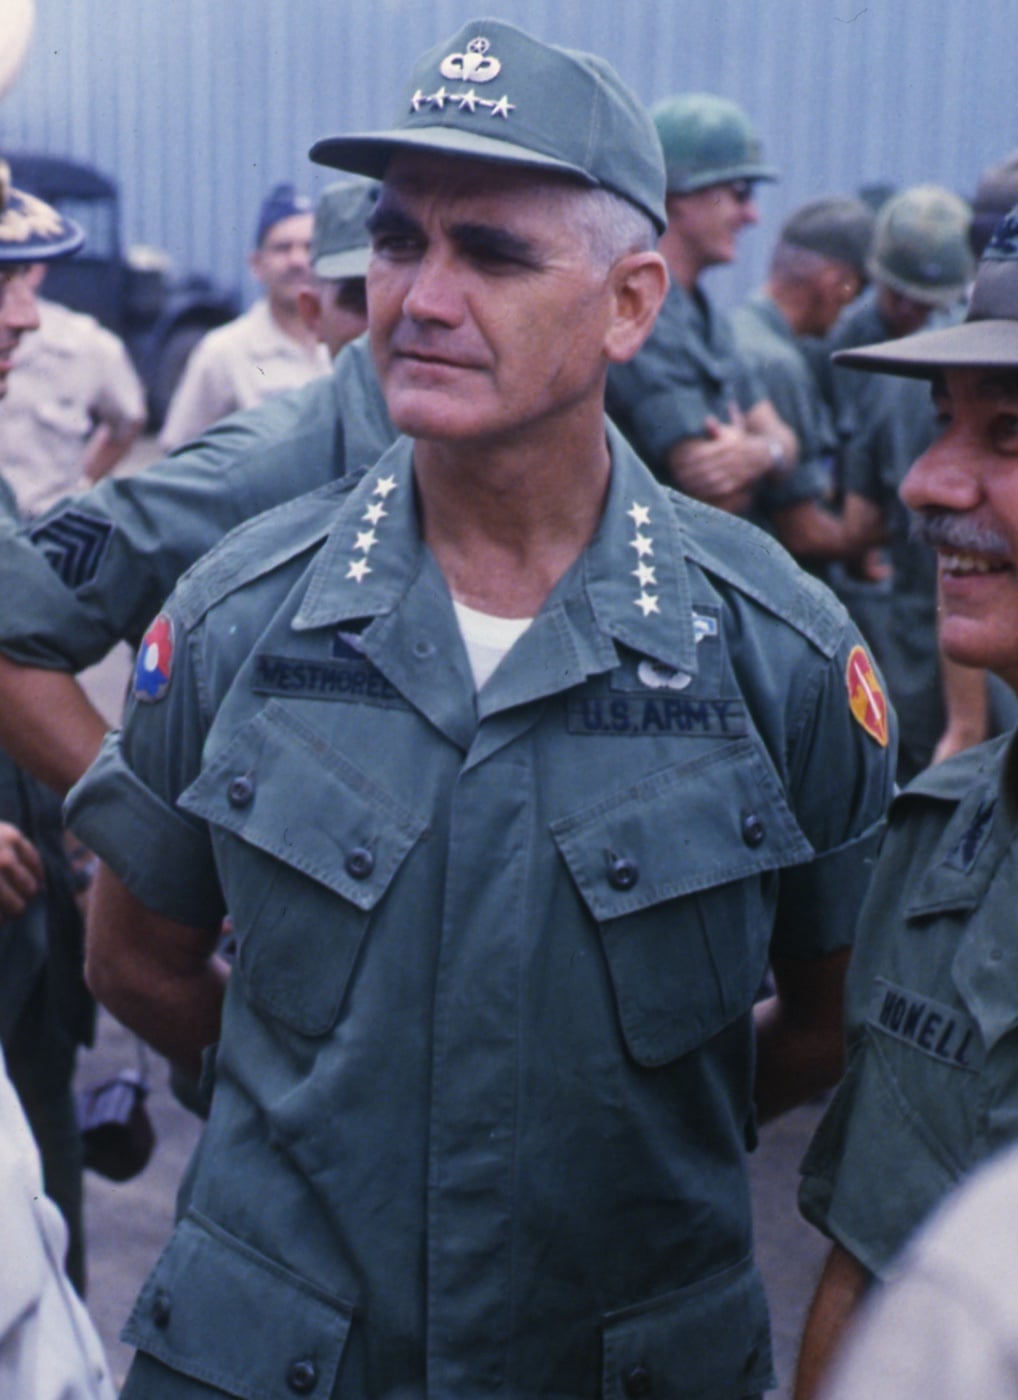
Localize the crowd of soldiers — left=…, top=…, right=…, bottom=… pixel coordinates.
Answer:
left=2, top=15, right=1018, bottom=1400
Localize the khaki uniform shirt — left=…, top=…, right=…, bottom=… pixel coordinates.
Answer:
left=0, top=298, right=145, bottom=516
left=68, top=427, right=894, bottom=1400
left=160, top=299, right=331, bottom=451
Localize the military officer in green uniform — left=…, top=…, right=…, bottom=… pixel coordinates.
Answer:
left=795, top=205, right=1018, bottom=1399
left=606, top=93, right=798, bottom=513
left=731, top=196, right=874, bottom=564
left=67, top=19, right=893, bottom=1400
left=0, top=163, right=94, bottom=1292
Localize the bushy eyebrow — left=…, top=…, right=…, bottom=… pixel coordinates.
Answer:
left=450, top=221, right=543, bottom=267
left=367, top=195, right=544, bottom=268
left=366, top=200, right=421, bottom=241
left=930, top=370, right=1018, bottom=406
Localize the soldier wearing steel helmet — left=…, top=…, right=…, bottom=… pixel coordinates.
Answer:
left=795, top=204, right=1018, bottom=1398
left=607, top=92, right=799, bottom=514
left=65, top=19, right=892, bottom=1398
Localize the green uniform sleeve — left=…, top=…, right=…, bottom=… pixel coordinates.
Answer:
left=0, top=337, right=396, bottom=670
left=64, top=605, right=225, bottom=929
left=771, top=622, right=897, bottom=959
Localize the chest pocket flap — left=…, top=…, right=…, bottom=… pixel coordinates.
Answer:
left=551, top=739, right=814, bottom=1064
left=179, top=700, right=427, bottom=1035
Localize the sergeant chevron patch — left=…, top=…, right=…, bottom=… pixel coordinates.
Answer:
left=28, top=509, right=113, bottom=589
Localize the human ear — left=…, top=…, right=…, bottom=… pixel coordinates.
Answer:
left=296, top=287, right=322, bottom=338
left=603, top=251, right=668, bottom=363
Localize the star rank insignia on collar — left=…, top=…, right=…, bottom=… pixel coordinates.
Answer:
left=346, top=475, right=400, bottom=584
left=626, top=501, right=660, bottom=617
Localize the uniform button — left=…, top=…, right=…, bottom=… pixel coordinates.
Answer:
left=151, top=1289, right=171, bottom=1328
left=345, top=846, right=375, bottom=880
left=741, top=811, right=765, bottom=848
left=227, top=775, right=255, bottom=808
left=607, top=856, right=639, bottom=891
left=287, top=1359, right=318, bottom=1394
left=623, top=1364, right=652, bottom=1397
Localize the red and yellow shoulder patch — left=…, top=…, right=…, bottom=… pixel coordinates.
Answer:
left=846, top=644, right=889, bottom=747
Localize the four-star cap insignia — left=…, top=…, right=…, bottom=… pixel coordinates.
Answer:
left=416, top=34, right=515, bottom=120
left=846, top=644, right=889, bottom=747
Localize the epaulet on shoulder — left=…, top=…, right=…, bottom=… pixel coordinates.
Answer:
left=896, top=732, right=1012, bottom=806
left=172, top=470, right=367, bottom=629
left=667, top=489, right=845, bottom=657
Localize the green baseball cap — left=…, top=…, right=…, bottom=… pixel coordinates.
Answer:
left=309, top=19, right=667, bottom=233
left=867, top=184, right=974, bottom=308
left=651, top=93, right=778, bottom=195
left=834, top=204, right=1018, bottom=379
left=780, top=197, right=876, bottom=279
left=311, top=177, right=378, bottom=280
left=0, top=159, right=84, bottom=264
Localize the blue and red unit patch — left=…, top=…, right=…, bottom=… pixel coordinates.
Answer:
left=134, top=613, right=175, bottom=702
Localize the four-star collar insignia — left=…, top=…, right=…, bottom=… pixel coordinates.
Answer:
left=627, top=501, right=660, bottom=618
left=412, top=34, right=516, bottom=120
left=346, top=474, right=398, bottom=584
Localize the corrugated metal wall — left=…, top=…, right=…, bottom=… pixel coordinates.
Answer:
left=1, top=0, right=1015, bottom=308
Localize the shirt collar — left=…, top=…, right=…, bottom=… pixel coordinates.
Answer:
left=293, top=424, right=698, bottom=676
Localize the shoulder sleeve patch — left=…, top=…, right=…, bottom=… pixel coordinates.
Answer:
left=28, top=509, right=113, bottom=590
left=134, top=613, right=175, bottom=702
left=846, top=644, right=889, bottom=747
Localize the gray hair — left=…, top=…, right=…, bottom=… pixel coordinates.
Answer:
left=565, top=185, right=659, bottom=268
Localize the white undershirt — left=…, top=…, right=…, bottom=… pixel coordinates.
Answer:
left=453, top=600, right=533, bottom=691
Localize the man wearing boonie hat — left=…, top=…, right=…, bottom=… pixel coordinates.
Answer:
left=0, top=157, right=115, bottom=1399
left=295, top=176, right=379, bottom=359
left=795, top=206, right=1018, bottom=1398
left=160, top=181, right=330, bottom=451
left=819, top=186, right=1012, bottom=784
left=731, top=196, right=875, bottom=564
left=607, top=92, right=800, bottom=515
left=67, top=21, right=892, bottom=1398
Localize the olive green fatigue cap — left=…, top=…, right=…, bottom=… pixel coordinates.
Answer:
left=836, top=203, right=1018, bottom=379
left=310, top=18, right=667, bottom=233
left=651, top=93, right=778, bottom=195
left=311, top=177, right=378, bottom=280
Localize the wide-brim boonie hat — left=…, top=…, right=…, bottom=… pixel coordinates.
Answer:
left=835, top=204, right=1018, bottom=379
left=309, top=18, right=667, bottom=233
left=0, top=160, right=84, bottom=263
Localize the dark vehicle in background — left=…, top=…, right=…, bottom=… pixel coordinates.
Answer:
left=9, top=152, right=239, bottom=426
